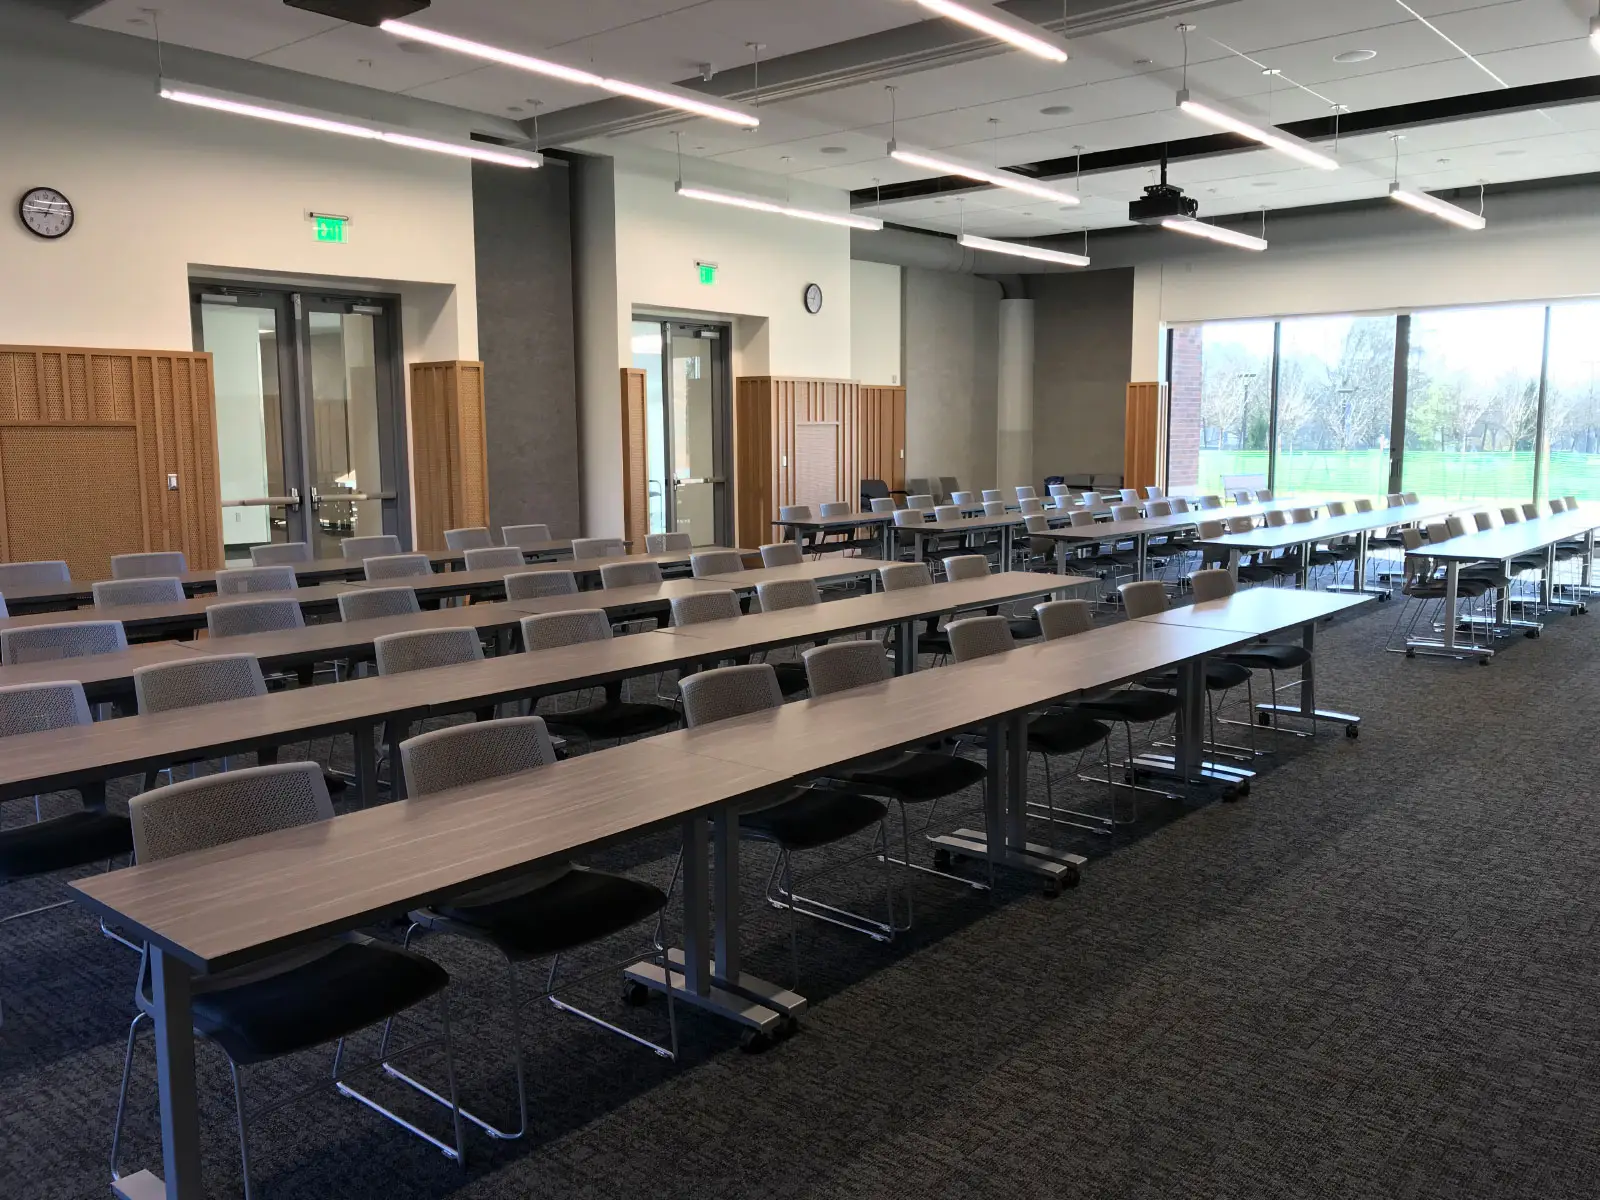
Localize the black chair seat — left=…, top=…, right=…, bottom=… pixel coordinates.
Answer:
left=1027, top=711, right=1110, bottom=756
left=773, top=661, right=811, bottom=697
left=1144, top=661, right=1252, bottom=691
left=1237, top=565, right=1278, bottom=584
left=1223, top=642, right=1312, bottom=671
left=828, top=751, right=986, bottom=802
left=1007, top=617, right=1042, bottom=641
left=742, top=789, right=887, bottom=851
left=545, top=700, right=678, bottom=740
left=431, top=868, right=666, bottom=962
left=191, top=940, right=448, bottom=1066
left=1074, top=688, right=1180, bottom=724
left=0, top=810, right=132, bottom=882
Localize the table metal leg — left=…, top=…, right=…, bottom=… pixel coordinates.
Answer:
left=1252, top=619, right=1362, bottom=733
left=114, top=948, right=203, bottom=1200
left=1329, top=529, right=1391, bottom=597
left=353, top=725, right=378, bottom=808
left=881, top=522, right=894, bottom=561
left=1135, top=533, right=1148, bottom=582
left=1405, top=560, right=1493, bottom=660
left=1132, top=658, right=1254, bottom=793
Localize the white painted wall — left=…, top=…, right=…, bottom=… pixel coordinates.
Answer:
left=996, top=299, right=1035, bottom=490
left=851, top=261, right=903, bottom=386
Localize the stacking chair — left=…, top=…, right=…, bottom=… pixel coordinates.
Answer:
left=206, top=598, right=304, bottom=640
left=869, top=497, right=897, bottom=514
left=389, top=717, right=677, bottom=1140
left=341, top=535, right=401, bottom=560
left=502, top=524, right=552, bottom=549
left=572, top=537, right=625, bottom=560
left=777, top=505, right=816, bottom=554
left=250, top=542, right=311, bottom=567
left=2, top=621, right=127, bottom=665
left=1387, top=528, right=1490, bottom=654
left=463, top=546, right=527, bottom=571
left=980, top=490, right=1004, bottom=504
left=134, top=654, right=271, bottom=786
left=982, top=500, right=1007, bottom=517
left=110, top=552, right=187, bottom=580
left=0, top=560, right=69, bottom=590
left=0, top=681, right=132, bottom=1026
left=691, top=550, right=746, bottom=577
left=936, top=476, right=961, bottom=505
left=753, top=579, right=822, bottom=694
left=374, top=628, right=487, bottom=792
left=944, top=615, right=1114, bottom=834
left=520, top=610, right=678, bottom=743
left=1047, top=484, right=1070, bottom=501
left=110, top=764, right=462, bottom=1192
left=365, top=554, right=433, bottom=582
left=759, top=542, right=804, bottom=568
left=906, top=494, right=936, bottom=511
left=1015, top=486, right=1037, bottom=502
left=339, top=586, right=419, bottom=622
left=669, top=589, right=741, bottom=627
left=1190, top=569, right=1316, bottom=740
left=1402, top=492, right=1419, bottom=505
left=950, top=491, right=976, bottom=506
left=892, top=507, right=928, bottom=560
left=601, top=560, right=663, bottom=588
left=1198, top=495, right=1223, bottom=510
left=215, top=566, right=298, bottom=595
left=444, top=527, right=493, bottom=551
left=506, top=570, right=579, bottom=601
left=944, top=554, right=1039, bottom=638
left=1018, top=497, right=1045, bottom=515
left=92, top=577, right=184, bottom=608
left=645, top=532, right=692, bottom=554
left=1118, top=489, right=1141, bottom=505
left=1256, top=488, right=1274, bottom=501
left=679, top=665, right=893, bottom=967
left=1081, top=491, right=1104, bottom=512
left=879, top=562, right=950, bottom=660
left=817, top=500, right=877, bottom=557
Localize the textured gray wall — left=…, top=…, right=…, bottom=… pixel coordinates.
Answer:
left=902, top=268, right=1000, bottom=493
left=472, top=160, right=581, bottom=538
left=1030, top=269, right=1135, bottom=479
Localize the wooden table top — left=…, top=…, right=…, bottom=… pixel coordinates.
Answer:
left=770, top=512, right=894, bottom=529
left=503, top=546, right=756, bottom=578
left=1412, top=508, right=1598, bottom=561
left=1197, top=501, right=1460, bottom=552
left=1035, top=513, right=1204, bottom=542
left=1135, top=590, right=1374, bottom=635
left=0, top=583, right=357, bottom=635
left=702, top=559, right=881, bottom=589
left=0, top=641, right=207, bottom=692
left=70, top=738, right=787, bottom=972
left=181, top=601, right=532, bottom=667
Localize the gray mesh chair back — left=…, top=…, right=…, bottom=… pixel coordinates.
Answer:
left=135, top=654, right=267, bottom=715
left=506, top=570, right=579, bottom=600
left=1069, top=511, right=1097, bottom=528
left=1256, top=489, right=1274, bottom=501
left=1227, top=515, right=1255, bottom=534
left=130, top=762, right=333, bottom=864
left=444, top=527, right=493, bottom=551
left=691, top=551, right=745, bottom=577
left=1019, top=497, right=1045, bottom=514
left=374, top=627, right=483, bottom=676
left=93, top=577, right=184, bottom=608
left=1265, top=510, right=1290, bottom=528
left=0, top=560, right=69, bottom=590
left=803, top=640, right=890, bottom=697
left=941, top=555, right=989, bottom=582
left=1111, top=505, right=1140, bottom=522
left=756, top=579, right=819, bottom=612
left=981, top=490, right=1003, bottom=504
left=0, top=596, right=6, bottom=618
left=1147, top=500, right=1174, bottom=517
left=1354, top=498, right=1374, bottom=513
left=206, top=598, right=304, bottom=639
left=342, top=535, right=402, bottom=560
left=572, top=538, right=625, bottom=560
left=111, top=552, right=188, bottom=580
left=502, top=524, right=552, bottom=548
left=1016, top=486, right=1037, bottom=500
left=1034, top=599, right=1094, bottom=640
left=679, top=663, right=782, bottom=727
left=1385, top=494, right=1405, bottom=507
left=1501, top=507, right=1523, bottom=524
left=819, top=502, right=851, bottom=518
left=1198, top=495, right=1222, bottom=509
left=869, top=498, right=897, bottom=513
left=1189, top=568, right=1236, bottom=602
left=601, top=560, right=663, bottom=588
left=1402, top=492, right=1419, bottom=504
left=879, top=563, right=932, bottom=592
left=0, top=680, right=92, bottom=737
left=907, top=495, right=935, bottom=510
left=646, top=532, right=693, bottom=553
left=945, top=614, right=1014, bottom=662
left=463, top=546, right=527, bottom=571
left=1327, top=501, right=1349, bottom=517
left=364, top=554, right=432, bottom=581
left=1550, top=498, right=1568, bottom=513
left=215, top=566, right=298, bottom=595
left=933, top=505, right=963, bottom=523
left=1522, top=503, right=1539, bottom=520
left=670, top=589, right=741, bottom=627
left=759, top=542, right=803, bottom=568
left=951, top=491, right=976, bottom=506
left=1425, top=522, right=1451, bottom=544
left=1119, top=489, right=1140, bottom=503
left=1474, top=511, right=1496, bottom=531
left=1119, top=580, right=1169, bottom=619
left=338, top=587, right=420, bottom=622
left=1292, top=508, right=1315, bottom=523
left=893, top=509, right=926, bottom=528
left=520, top=609, right=610, bottom=651
left=1, top=621, right=127, bottom=664
left=1444, top=515, right=1469, bottom=538
left=250, top=542, right=312, bottom=567
left=401, top=716, right=558, bottom=798
left=777, top=505, right=814, bottom=524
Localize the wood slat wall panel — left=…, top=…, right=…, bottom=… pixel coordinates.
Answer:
left=410, top=360, right=489, bottom=552
left=1124, top=382, right=1166, bottom=495
left=733, top=377, right=865, bottom=544
left=619, top=368, right=648, bottom=547
left=0, top=345, right=222, bottom=577
left=859, top=385, right=907, bottom=499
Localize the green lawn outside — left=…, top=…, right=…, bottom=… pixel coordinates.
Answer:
left=1192, top=450, right=1598, bottom=504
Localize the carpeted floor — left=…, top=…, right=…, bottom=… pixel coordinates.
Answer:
left=4, top=591, right=1599, bottom=1199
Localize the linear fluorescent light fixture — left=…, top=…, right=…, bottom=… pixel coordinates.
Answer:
left=1160, top=217, right=1268, bottom=251
left=159, top=80, right=542, bottom=168
left=911, top=0, right=1069, bottom=61
left=1590, top=14, right=1599, bottom=55
left=675, top=183, right=883, bottom=231
left=959, top=233, right=1089, bottom=266
left=1388, top=182, right=1486, bottom=230
left=1176, top=89, right=1338, bottom=171
left=888, top=140, right=1080, bottom=205
left=382, top=20, right=759, bottom=127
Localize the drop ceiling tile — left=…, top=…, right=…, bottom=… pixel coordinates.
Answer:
left=255, top=24, right=468, bottom=92
left=76, top=0, right=343, bottom=59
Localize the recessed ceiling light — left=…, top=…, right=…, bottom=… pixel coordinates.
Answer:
left=1059, top=204, right=1075, bottom=211
left=127, top=16, right=147, bottom=24
left=1496, top=149, right=1525, bottom=157
left=1252, top=181, right=1276, bottom=188
left=507, top=105, right=524, bottom=113
left=1333, top=49, right=1377, bottom=63
left=1040, top=105, right=1073, bottom=116
left=933, top=199, right=946, bottom=204
left=820, top=146, right=848, bottom=154
left=396, top=40, right=430, bottom=53
left=1134, top=58, right=1153, bottom=66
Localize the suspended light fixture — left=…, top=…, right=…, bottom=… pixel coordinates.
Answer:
left=1160, top=217, right=1268, bottom=251
left=1176, top=89, right=1339, bottom=170
left=908, top=0, right=1069, bottom=62
left=381, top=19, right=760, bottom=127
left=888, top=140, right=1080, bottom=205
left=674, top=183, right=883, bottom=230
left=958, top=233, right=1089, bottom=266
left=1386, top=134, right=1485, bottom=230
left=1592, top=9, right=1600, bottom=55
left=159, top=80, right=543, bottom=168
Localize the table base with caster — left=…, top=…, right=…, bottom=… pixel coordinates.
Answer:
left=1131, top=751, right=1254, bottom=798
left=927, top=829, right=1083, bottom=895
left=624, top=951, right=802, bottom=1038
left=1253, top=703, right=1362, bottom=738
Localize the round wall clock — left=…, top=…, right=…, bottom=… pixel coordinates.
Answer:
left=803, top=282, right=823, bottom=314
left=18, top=187, right=74, bottom=239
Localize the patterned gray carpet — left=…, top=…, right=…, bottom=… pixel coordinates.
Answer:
left=3, top=593, right=1598, bottom=1199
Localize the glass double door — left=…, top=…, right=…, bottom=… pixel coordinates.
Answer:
left=631, top=319, right=732, bottom=546
left=194, top=284, right=406, bottom=560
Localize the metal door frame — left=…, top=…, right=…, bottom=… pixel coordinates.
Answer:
left=640, top=316, right=733, bottom=547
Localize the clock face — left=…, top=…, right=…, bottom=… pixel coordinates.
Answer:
left=804, top=283, right=823, bottom=314
left=19, top=187, right=73, bottom=239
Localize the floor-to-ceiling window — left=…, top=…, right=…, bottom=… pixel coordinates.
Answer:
left=1542, top=301, right=1600, bottom=502
left=1275, top=314, right=1395, bottom=497
left=1193, top=320, right=1273, bottom=496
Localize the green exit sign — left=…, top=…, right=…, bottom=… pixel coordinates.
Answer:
left=697, top=261, right=718, bottom=285
left=313, top=215, right=348, bottom=244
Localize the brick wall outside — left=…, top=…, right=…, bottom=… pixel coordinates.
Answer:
left=1168, top=324, right=1203, bottom=490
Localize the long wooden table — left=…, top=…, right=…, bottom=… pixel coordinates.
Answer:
left=1198, top=501, right=1460, bottom=591
left=770, top=512, right=896, bottom=560
left=0, top=583, right=357, bottom=642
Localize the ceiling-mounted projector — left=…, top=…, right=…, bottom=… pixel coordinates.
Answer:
left=283, top=0, right=430, bottom=26
left=1128, top=151, right=1197, bottom=224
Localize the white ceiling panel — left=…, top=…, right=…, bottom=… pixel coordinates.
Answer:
left=77, top=0, right=343, bottom=59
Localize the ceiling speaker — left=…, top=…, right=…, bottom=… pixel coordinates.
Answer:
left=282, top=0, right=430, bottom=27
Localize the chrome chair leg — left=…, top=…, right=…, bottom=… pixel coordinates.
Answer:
left=109, top=1011, right=149, bottom=1184
left=230, top=1061, right=255, bottom=1200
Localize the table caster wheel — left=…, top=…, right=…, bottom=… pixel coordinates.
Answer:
left=1525, top=628, right=1541, bottom=639
left=1222, top=786, right=1241, bottom=802
left=1477, top=657, right=1491, bottom=666
left=1256, top=711, right=1272, bottom=726
left=775, top=1015, right=801, bottom=1042
left=1238, top=781, right=1252, bottom=797
left=1405, top=648, right=1416, bottom=659
left=1377, top=592, right=1391, bottom=602
left=1062, top=865, right=1081, bottom=890
left=741, top=1029, right=777, bottom=1054
left=622, top=981, right=652, bottom=1007
left=932, top=848, right=952, bottom=871
left=1578, top=606, right=1589, bottom=615
left=1043, top=879, right=1062, bottom=899
left=1345, top=724, right=1359, bottom=740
